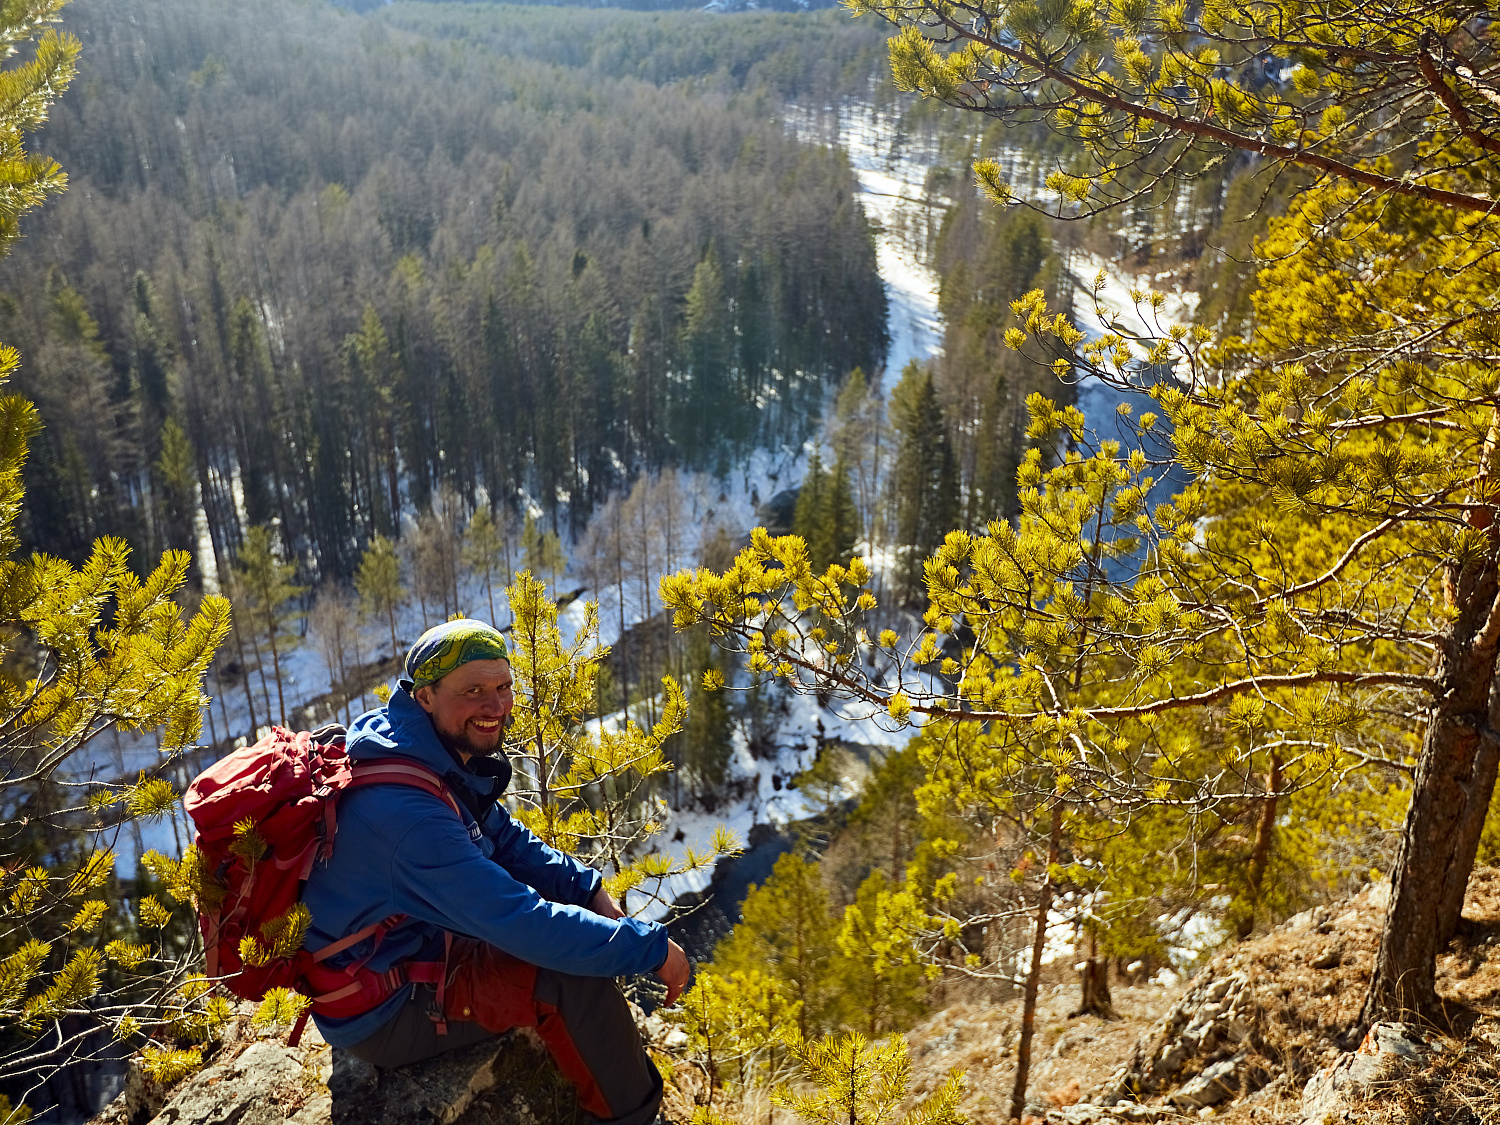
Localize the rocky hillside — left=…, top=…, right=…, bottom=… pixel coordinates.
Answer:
left=903, top=869, right=1500, bottom=1125
left=92, top=871, right=1500, bottom=1125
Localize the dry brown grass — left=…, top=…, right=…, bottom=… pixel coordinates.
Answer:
left=900, top=973, right=1181, bottom=1124
left=903, top=868, right=1500, bottom=1125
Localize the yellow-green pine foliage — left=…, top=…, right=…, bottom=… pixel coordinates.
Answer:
left=251, top=986, right=310, bottom=1032
left=503, top=572, right=738, bottom=911
left=675, top=968, right=798, bottom=1098
left=711, top=853, right=839, bottom=1038
left=0, top=0, right=231, bottom=1072
left=772, top=1031, right=964, bottom=1125
left=0, top=0, right=78, bottom=254
left=832, top=871, right=930, bottom=1038
left=852, top=0, right=1500, bottom=216
left=140, top=1045, right=203, bottom=1085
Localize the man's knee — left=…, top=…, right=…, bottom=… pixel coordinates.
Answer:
left=534, top=970, right=635, bottom=1025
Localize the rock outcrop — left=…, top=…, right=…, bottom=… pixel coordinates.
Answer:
left=89, top=1025, right=583, bottom=1125
left=1079, top=967, right=1268, bottom=1118
left=1039, top=884, right=1396, bottom=1123
left=1295, top=1022, right=1431, bottom=1125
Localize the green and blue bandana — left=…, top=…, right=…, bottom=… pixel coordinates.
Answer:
left=401, top=619, right=510, bottom=691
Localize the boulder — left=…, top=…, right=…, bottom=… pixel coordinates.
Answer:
left=1296, top=1022, right=1430, bottom=1125
left=90, top=1031, right=583, bottom=1125
left=1167, top=1053, right=1245, bottom=1110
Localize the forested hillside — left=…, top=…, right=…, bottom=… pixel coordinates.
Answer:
left=4, top=0, right=887, bottom=580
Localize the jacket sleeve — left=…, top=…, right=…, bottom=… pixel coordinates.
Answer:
left=386, top=809, right=666, bottom=978
left=486, top=807, right=602, bottom=907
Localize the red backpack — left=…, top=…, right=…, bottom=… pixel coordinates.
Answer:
left=184, top=725, right=464, bottom=1044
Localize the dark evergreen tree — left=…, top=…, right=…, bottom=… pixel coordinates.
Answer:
left=890, top=366, right=959, bottom=602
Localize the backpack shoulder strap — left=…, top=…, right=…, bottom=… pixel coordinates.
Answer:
left=347, top=757, right=465, bottom=821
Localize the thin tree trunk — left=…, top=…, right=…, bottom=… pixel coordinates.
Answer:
left=1359, top=547, right=1500, bottom=1029
left=385, top=424, right=401, bottom=538
left=1237, top=752, right=1283, bottom=940
left=387, top=605, right=398, bottom=660
left=1010, top=801, right=1061, bottom=1122
left=265, top=606, right=287, bottom=728
left=215, top=664, right=233, bottom=744
left=231, top=625, right=258, bottom=738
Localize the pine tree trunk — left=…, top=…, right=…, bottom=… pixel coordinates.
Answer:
left=1072, top=929, right=1114, bottom=1019
left=1236, top=752, right=1282, bottom=941
left=1009, top=802, right=1061, bottom=1122
left=1359, top=554, right=1500, bottom=1029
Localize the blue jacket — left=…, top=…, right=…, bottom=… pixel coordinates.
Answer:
left=301, top=689, right=668, bottom=1046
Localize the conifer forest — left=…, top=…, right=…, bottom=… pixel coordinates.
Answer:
left=5, top=0, right=1500, bottom=1122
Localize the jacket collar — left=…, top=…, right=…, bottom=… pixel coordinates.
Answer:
left=347, top=689, right=512, bottom=818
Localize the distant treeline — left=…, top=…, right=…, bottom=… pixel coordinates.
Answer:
left=3, top=0, right=888, bottom=581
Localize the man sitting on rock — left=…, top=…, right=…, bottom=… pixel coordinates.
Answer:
left=302, top=619, right=689, bottom=1125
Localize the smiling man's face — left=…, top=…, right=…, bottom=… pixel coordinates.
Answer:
left=412, top=658, right=514, bottom=761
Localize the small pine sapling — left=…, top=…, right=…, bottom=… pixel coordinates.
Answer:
left=772, top=1031, right=964, bottom=1125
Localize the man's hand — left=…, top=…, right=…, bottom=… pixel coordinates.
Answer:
left=656, top=938, right=690, bottom=1006
left=587, top=885, right=625, bottom=920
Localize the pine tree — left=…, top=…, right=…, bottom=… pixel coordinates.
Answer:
left=674, top=969, right=798, bottom=1105
left=713, top=853, right=839, bottom=1039
left=234, top=525, right=306, bottom=728
left=354, top=534, right=405, bottom=659
left=846, top=0, right=1500, bottom=1031
left=521, top=513, right=565, bottom=594
left=832, top=871, right=930, bottom=1038
left=771, top=1031, right=963, bottom=1125
left=462, top=506, right=504, bottom=624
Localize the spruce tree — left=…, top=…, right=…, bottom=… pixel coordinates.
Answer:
left=795, top=451, right=861, bottom=572
left=889, top=367, right=958, bottom=601
left=154, top=417, right=198, bottom=555
left=793, top=449, right=830, bottom=565
left=683, top=633, right=733, bottom=800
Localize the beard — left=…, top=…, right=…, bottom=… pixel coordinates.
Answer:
left=432, top=717, right=506, bottom=760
